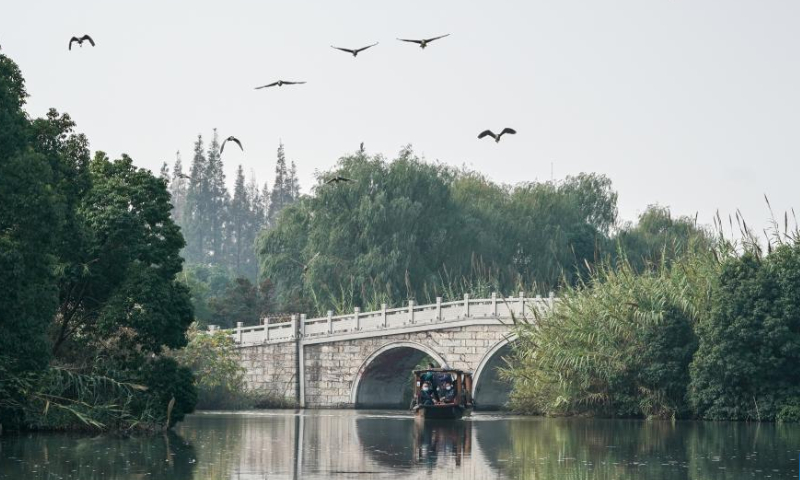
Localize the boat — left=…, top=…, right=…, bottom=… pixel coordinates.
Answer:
left=411, top=368, right=474, bottom=420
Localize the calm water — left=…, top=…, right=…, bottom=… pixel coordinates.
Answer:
left=1, top=410, right=799, bottom=479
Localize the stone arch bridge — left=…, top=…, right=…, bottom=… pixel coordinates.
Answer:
left=221, top=293, right=555, bottom=409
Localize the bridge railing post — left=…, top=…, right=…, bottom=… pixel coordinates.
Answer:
left=491, top=292, right=497, bottom=316
left=327, top=310, right=333, bottom=334
left=236, top=321, right=244, bottom=343
left=354, top=307, right=361, bottom=331
left=535, top=294, right=542, bottom=317
left=519, top=291, right=525, bottom=316
left=290, top=315, right=297, bottom=339
left=408, top=300, right=415, bottom=324
left=299, top=314, right=306, bottom=337
left=435, top=297, right=442, bottom=322
left=464, top=293, right=470, bottom=317
left=548, top=291, right=555, bottom=309
left=381, top=303, right=387, bottom=328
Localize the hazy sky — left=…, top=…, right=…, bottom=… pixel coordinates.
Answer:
left=3, top=1, right=798, bottom=231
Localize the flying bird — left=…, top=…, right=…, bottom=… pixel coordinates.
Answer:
left=69, top=35, right=95, bottom=50
left=255, top=80, right=306, bottom=89
left=397, top=34, right=450, bottom=49
left=325, top=176, right=352, bottom=185
left=331, top=42, right=379, bottom=57
left=176, top=173, right=191, bottom=180
left=220, top=136, right=243, bottom=153
left=478, top=128, right=517, bottom=143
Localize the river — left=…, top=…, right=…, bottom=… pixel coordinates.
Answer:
left=1, top=410, right=799, bottom=479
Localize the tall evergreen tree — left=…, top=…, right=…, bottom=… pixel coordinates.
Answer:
left=159, top=162, right=169, bottom=180
left=261, top=180, right=271, bottom=225
left=268, top=142, right=293, bottom=223
left=205, top=129, right=228, bottom=263
left=169, top=151, right=188, bottom=227
left=229, top=165, right=250, bottom=275
left=246, top=169, right=264, bottom=228
left=183, top=136, right=209, bottom=263
left=288, top=160, right=301, bottom=200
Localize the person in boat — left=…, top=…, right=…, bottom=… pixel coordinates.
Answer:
left=439, top=380, right=457, bottom=404
left=434, top=371, right=452, bottom=399
left=419, top=381, right=436, bottom=406
left=420, top=363, right=440, bottom=401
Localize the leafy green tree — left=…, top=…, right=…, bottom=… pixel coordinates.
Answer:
left=690, top=242, right=800, bottom=421
left=616, top=205, right=710, bottom=272
left=50, top=151, right=192, bottom=357
left=0, top=52, right=196, bottom=431
left=258, top=149, right=619, bottom=313
left=172, top=324, right=247, bottom=409
left=0, top=52, right=59, bottom=426
left=209, top=278, right=261, bottom=329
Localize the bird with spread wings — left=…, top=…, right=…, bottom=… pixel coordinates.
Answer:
left=255, top=80, right=307, bottom=89
left=397, top=34, right=450, bottom=49
left=331, top=42, right=379, bottom=57
left=478, top=128, right=517, bottom=143
left=221, top=136, right=243, bottom=153
left=69, top=35, right=95, bottom=50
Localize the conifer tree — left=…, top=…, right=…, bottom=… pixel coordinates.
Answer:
left=183, top=135, right=209, bottom=263
left=159, top=162, right=169, bottom=180
left=170, top=151, right=188, bottom=227
left=229, top=165, right=250, bottom=275
left=205, top=129, right=228, bottom=263
left=268, top=142, right=292, bottom=223
left=288, top=160, right=301, bottom=200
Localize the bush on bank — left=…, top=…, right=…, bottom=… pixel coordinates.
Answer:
left=506, top=234, right=800, bottom=422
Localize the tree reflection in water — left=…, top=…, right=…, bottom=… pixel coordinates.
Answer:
left=3, top=412, right=800, bottom=479
left=0, top=431, right=196, bottom=480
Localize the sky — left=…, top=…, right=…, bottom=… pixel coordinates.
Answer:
left=2, top=0, right=799, bottom=232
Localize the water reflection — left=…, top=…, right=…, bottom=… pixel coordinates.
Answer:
left=412, top=420, right=472, bottom=469
left=2, top=411, right=799, bottom=479
left=0, top=431, right=196, bottom=480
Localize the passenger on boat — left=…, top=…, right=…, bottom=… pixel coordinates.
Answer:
left=419, top=382, right=436, bottom=406
left=440, top=381, right=457, bottom=404
left=420, top=364, right=440, bottom=401
left=434, top=372, right=452, bottom=398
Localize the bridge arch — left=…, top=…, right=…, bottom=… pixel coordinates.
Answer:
left=351, top=341, right=448, bottom=408
left=472, top=335, right=516, bottom=410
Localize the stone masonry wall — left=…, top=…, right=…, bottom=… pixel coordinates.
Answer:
left=239, top=340, right=298, bottom=404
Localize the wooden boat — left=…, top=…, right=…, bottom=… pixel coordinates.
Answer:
left=411, top=368, right=474, bottom=420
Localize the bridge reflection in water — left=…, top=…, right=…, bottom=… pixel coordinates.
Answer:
left=173, top=411, right=800, bottom=480
left=3, top=410, right=799, bottom=479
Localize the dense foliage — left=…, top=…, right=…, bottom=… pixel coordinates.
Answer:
left=505, top=254, right=710, bottom=419
left=0, top=52, right=196, bottom=431
left=689, top=242, right=800, bottom=422
left=506, top=217, right=800, bottom=422
left=0, top=50, right=58, bottom=426
left=257, top=149, right=619, bottom=314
